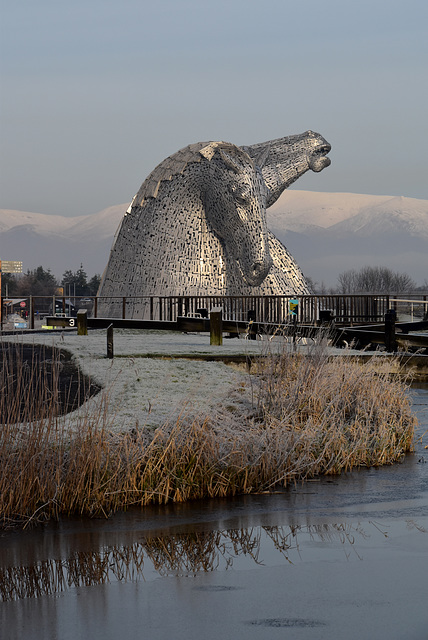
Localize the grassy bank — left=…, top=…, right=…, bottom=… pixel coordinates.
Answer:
left=0, top=340, right=416, bottom=528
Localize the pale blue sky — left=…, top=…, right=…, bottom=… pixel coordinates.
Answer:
left=1, top=0, right=427, bottom=216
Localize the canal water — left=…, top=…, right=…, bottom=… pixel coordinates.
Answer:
left=1, top=388, right=427, bottom=640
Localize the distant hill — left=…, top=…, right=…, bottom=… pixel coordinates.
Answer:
left=0, top=204, right=128, bottom=278
left=1, top=191, right=427, bottom=286
left=267, top=192, right=428, bottom=287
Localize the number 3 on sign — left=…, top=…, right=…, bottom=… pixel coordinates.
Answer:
left=69, top=318, right=75, bottom=327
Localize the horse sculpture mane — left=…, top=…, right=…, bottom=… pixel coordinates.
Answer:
left=131, top=141, right=215, bottom=205
left=98, top=131, right=331, bottom=318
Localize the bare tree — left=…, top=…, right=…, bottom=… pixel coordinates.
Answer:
left=336, top=266, right=416, bottom=294
left=305, top=275, right=335, bottom=294
left=337, top=269, right=358, bottom=294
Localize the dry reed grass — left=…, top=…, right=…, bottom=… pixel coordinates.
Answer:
left=0, top=337, right=416, bottom=528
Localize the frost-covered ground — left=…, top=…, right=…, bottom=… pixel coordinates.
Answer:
left=1, top=330, right=273, bottom=433
left=2, top=329, right=366, bottom=434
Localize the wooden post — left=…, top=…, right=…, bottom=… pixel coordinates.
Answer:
left=292, top=313, right=298, bottom=347
left=384, top=308, right=397, bottom=352
left=247, top=309, right=257, bottom=340
left=77, top=309, right=88, bottom=336
left=107, top=323, right=114, bottom=359
left=30, top=296, right=35, bottom=329
left=210, top=306, right=223, bottom=346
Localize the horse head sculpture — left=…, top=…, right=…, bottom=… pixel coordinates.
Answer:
left=98, top=131, right=331, bottom=318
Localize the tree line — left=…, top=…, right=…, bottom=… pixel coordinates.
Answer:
left=307, top=266, right=426, bottom=295
left=1, top=263, right=426, bottom=297
left=1, top=265, right=101, bottom=297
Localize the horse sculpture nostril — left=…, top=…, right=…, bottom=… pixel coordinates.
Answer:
left=248, top=259, right=272, bottom=285
left=252, top=262, right=264, bottom=275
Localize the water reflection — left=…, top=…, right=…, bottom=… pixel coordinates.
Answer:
left=0, top=522, right=383, bottom=602
left=2, top=389, right=427, bottom=640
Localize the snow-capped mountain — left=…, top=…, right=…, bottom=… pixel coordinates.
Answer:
left=0, top=204, right=128, bottom=278
left=267, top=192, right=428, bottom=286
left=1, top=191, right=427, bottom=286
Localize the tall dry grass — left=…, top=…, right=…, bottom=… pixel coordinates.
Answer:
left=0, top=338, right=416, bottom=528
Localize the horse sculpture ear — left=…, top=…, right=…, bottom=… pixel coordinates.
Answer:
left=254, top=144, right=271, bottom=169
left=199, top=142, right=244, bottom=174
left=199, top=143, right=217, bottom=161
left=216, top=148, right=242, bottom=174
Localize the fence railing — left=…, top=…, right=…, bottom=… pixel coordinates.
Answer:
left=2, top=294, right=410, bottom=330
left=94, top=294, right=395, bottom=325
left=389, top=298, right=428, bottom=322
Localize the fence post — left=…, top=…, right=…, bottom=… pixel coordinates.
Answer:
left=77, top=309, right=88, bottom=336
left=107, top=323, right=114, bottom=358
left=210, top=306, right=223, bottom=346
left=247, top=309, right=257, bottom=340
left=30, top=296, right=35, bottom=329
left=122, top=297, right=126, bottom=319
left=384, top=309, right=397, bottom=352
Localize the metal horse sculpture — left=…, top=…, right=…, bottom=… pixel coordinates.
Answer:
left=98, top=131, right=331, bottom=318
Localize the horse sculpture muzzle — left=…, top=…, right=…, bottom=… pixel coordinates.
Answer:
left=234, top=222, right=273, bottom=287
left=247, top=258, right=273, bottom=287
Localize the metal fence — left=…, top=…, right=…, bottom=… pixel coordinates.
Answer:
left=389, top=297, right=428, bottom=321
left=144, top=294, right=392, bottom=325
left=2, top=293, right=410, bottom=329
